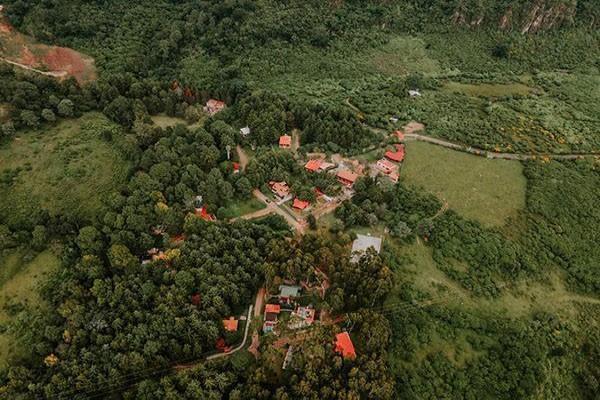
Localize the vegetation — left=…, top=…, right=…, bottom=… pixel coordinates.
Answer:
left=0, top=0, right=598, bottom=399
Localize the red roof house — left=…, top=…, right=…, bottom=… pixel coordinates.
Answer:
left=265, top=304, right=281, bottom=315
left=191, top=293, right=202, bottom=306
left=335, top=332, right=356, bottom=359
left=304, top=159, right=323, bottom=172
left=269, top=181, right=290, bottom=199
left=204, top=99, right=226, bottom=115
left=279, top=135, right=292, bottom=149
left=292, top=198, right=310, bottom=210
left=376, top=159, right=398, bottom=175
left=336, top=170, right=359, bottom=187
left=384, top=144, right=405, bottom=163
left=223, top=317, right=239, bottom=332
left=195, top=206, right=216, bottom=222
left=232, top=162, right=240, bottom=174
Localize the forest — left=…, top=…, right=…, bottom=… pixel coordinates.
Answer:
left=0, top=0, right=599, bottom=399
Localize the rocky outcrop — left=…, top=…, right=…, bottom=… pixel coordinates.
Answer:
left=450, top=0, right=595, bottom=33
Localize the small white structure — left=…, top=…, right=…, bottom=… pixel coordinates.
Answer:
left=408, top=90, right=422, bottom=97
left=351, top=234, right=382, bottom=263
left=240, top=127, right=251, bottom=137
left=389, top=116, right=399, bottom=123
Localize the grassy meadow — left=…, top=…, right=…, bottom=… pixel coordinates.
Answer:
left=0, top=249, right=59, bottom=369
left=401, top=141, right=526, bottom=227
left=0, top=113, right=130, bottom=226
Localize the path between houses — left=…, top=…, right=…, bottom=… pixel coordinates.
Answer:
left=345, top=98, right=599, bottom=160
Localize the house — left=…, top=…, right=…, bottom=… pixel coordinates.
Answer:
left=319, top=161, right=336, bottom=171
left=289, top=306, right=316, bottom=330
left=282, top=346, right=294, bottom=370
left=223, top=317, right=239, bottom=332
left=351, top=234, right=382, bottom=263
left=304, top=159, right=322, bottom=172
left=278, top=285, right=301, bottom=303
left=263, top=320, right=276, bottom=334
left=204, top=99, right=226, bottom=115
left=376, top=159, right=398, bottom=175
left=292, top=198, right=310, bottom=211
left=384, top=144, right=405, bottom=163
left=335, top=332, right=356, bottom=359
left=265, top=304, right=281, bottom=321
left=240, top=127, right=251, bottom=137
left=336, top=170, right=359, bottom=187
left=195, top=206, right=216, bottom=222
left=279, top=135, right=292, bottom=149
left=408, top=89, right=422, bottom=97
left=389, top=116, right=399, bottom=123
left=232, top=162, right=240, bottom=174
left=269, top=181, right=290, bottom=199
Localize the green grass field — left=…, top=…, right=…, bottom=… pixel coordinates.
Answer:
left=0, top=113, right=130, bottom=226
left=0, top=249, right=59, bottom=369
left=221, top=198, right=266, bottom=219
left=369, top=36, right=442, bottom=77
left=401, top=141, right=526, bottom=227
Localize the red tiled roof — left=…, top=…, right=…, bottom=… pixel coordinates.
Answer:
left=223, top=317, right=239, bottom=332
left=305, top=159, right=322, bottom=172
left=195, top=206, right=216, bottom=222
left=337, top=170, right=358, bottom=184
left=232, top=162, right=240, bottom=171
left=265, top=304, right=281, bottom=314
left=335, top=332, right=356, bottom=359
left=191, top=293, right=201, bottom=305
left=377, top=159, right=398, bottom=173
left=279, top=135, right=292, bottom=146
left=385, top=144, right=405, bottom=162
left=292, top=198, right=310, bottom=210
left=269, top=181, right=290, bottom=198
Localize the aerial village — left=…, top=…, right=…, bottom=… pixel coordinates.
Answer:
left=144, top=98, right=403, bottom=367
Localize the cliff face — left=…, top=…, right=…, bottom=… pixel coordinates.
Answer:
left=450, top=0, right=596, bottom=33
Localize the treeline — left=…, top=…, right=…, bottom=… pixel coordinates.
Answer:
left=231, top=91, right=378, bottom=152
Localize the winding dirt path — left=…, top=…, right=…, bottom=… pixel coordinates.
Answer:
left=0, top=57, right=67, bottom=78
left=345, top=98, right=599, bottom=160
left=236, top=145, right=249, bottom=171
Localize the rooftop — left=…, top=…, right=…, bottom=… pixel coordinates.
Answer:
left=337, top=169, right=359, bottom=183
left=265, top=304, right=281, bottom=314
left=292, top=198, right=310, bottom=210
left=279, top=284, right=301, bottom=298
left=279, top=135, right=292, bottom=147
left=335, top=332, right=356, bottom=359
left=223, top=317, right=239, bottom=332
left=304, top=159, right=322, bottom=172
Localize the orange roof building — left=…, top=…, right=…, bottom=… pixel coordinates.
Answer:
left=384, top=144, right=405, bottom=163
left=336, top=170, right=359, bottom=187
left=376, top=159, right=398, bottom=175
left=292, top=198, right=310, bottom=210
left=335, top=332, right=356, bottom=359
left=204, top=99, right=226, bottom=115
left=304, top=159, right=323, bottom=172
left=279, top=135, right=292, bottom=148
left=269, top=181, right=290, bottom=199
left=223, top=317, right=239, bottom=332
left=265, top=304, right=281, bottom=314
left=232, top=162, right=240, bottom=173
left=195, top=206, right=216, bottom=222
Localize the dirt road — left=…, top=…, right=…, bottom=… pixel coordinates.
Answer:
left=1, top=57, right=67, bottom=78
left=252, top=190, right=306, bottom=233
left=236, top=145, right=250, bottom=171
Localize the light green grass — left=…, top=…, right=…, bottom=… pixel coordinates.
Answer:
left=370, top=36, right=442, bottom=76
left=0, top=249, right=59, bottom=368
left=401, top=141, right=526, bottom=227
left=221, top=198, right=266, bottom=219
left=150, top=113, right=205, bottom=130
left=0, top=113, right=130, bottom=225
left=442, top=81, right=537, bottom=97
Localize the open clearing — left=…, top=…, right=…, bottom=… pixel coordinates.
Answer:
left=0, top=16, right=96, bottom=83
left=0, top=113, right=130, bottom=225
left=401, top=141, right=526, bottom=227
left=370, top=36, right=442, bottom=76
left=221, top=198, right=267, bottom=219
left=442, top=81, right=537, bottom=97
left=0, top=250, right=59, bottom=369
